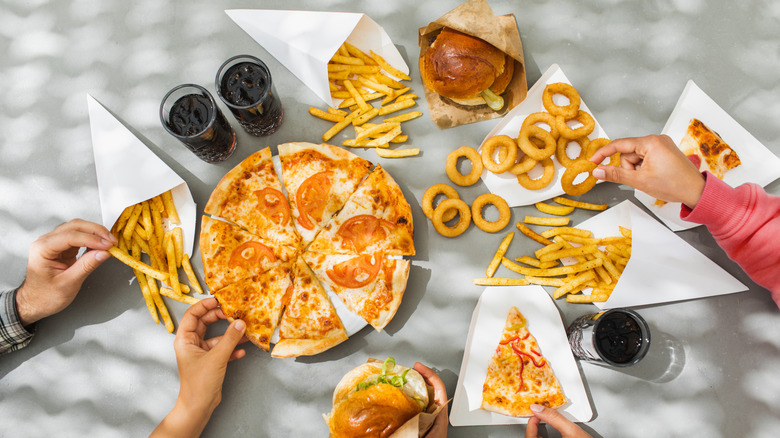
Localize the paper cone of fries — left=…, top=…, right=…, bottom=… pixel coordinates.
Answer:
left=573, top=201, right=747, bottom=309
left=226, top=9, right=409, bottom=108
left=87, top=94, right=196, bottom=255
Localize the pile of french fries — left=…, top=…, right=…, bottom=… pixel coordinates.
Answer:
left=308, top=42, right=421, bottom=158
left=473, top=197, right=632, bottom=303
left=107, top=190, right=204, bottom=332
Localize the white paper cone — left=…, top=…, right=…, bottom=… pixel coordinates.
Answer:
left=226, top=9, right=409, bottom=107
left=88, top=95, right=196, bottom=255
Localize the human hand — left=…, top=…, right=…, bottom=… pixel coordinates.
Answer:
left=414, top=362, right=449, bottom=438
left=151, top=298, right=247, bottom=437
left=589, top=135, right=706, bottom=208
left=16, top=219, right=116, bottom=326
left=525, top=404, right=592, bottom=438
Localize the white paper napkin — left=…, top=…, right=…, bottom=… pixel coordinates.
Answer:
left=226, top=9, right=409, bottom=107
left=480, top=64, right=609, bottom=207
left=566, top=200, right=747, bottom=309
left=450, top=286, right=592, bottom=426
left=87, top=95, right=196, bottom=255
left=635, top=80, right=780, bottom=231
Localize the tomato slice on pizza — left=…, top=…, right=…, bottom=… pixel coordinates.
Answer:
left=307, top=165, right=415, bottom=256
left=279, top=142, right=372, bottom=246
left=303, top=252, right=410, bottom=332
left=213, top=264, right=293, bottom=352
left=482, top=306, right=566, bottom=417
left=200, top=216, right=295, bottom=292
left=272, top=257, right=348, bottom=358
left=679, top=118, right=741, bottom=180
left=204, top=147, right=300, bottom=250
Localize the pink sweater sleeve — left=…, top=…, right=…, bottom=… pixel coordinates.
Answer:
left=681, top=172, right=780, bottom=306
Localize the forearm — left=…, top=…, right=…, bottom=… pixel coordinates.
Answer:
left=681, top=173, right=780, bottom=300
left=150, top=398, right=213, bottom=438
left=0, top=288, right=35, bottom=355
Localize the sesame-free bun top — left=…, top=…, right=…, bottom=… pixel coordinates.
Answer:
left=421, top=27, right=510, bottom=104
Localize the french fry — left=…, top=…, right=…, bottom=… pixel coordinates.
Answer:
left=162, top=190, right=180, bottom=224
left=343, top=42, right=376, bottom=65
left=134, top=268, right=159, bottom=324
left=149, top=282, right=174, bottom=333
left=172, top=227, right=184, bottom=268
left=566, top=293, right=610, bottom=303
left=524, top=216, right=570, bottom=227
left=540, top=227, right=593, bottom=239
left=552, top=270, right=596, bottom=299
left=368, top=125, right=403, bottom=147
left=109, top=246, right=168, bottom=281
left=159, top=287, right=200, bottom=304
left=122, top=204, right=143, bottom=242
left=327, top=64, right=381, bottom=74
left=552, top=196, right=608, bottom=211
left=165, top=238, right=182, bottom=296
left=331, top=54, right=364, bottom=65
left=378, top=99, right=415, bottom=116
left=619, top=226, right=633, bottom=238
left=539, top=245, right=599, bottom=263
left=369, top=50, right=411, bottom=80
left=501, top=257, right=603, bottom=277
left=113, top=205, right=135, bottom=237
left=182, top=255, right=205, bottom=295
left=513, top=256, right=559, bottom=269
left=353, top=107, right=380, bottom=125
left=383, top=111, right=422, bottom=124
left=523, top=276, right=567, bottom=287
left=322, top=109, right=359, bottom=142
left=374, top=72, right=405, bottom=89
left=486, top=232, right=514, bottom=277
left=309, top=107, right=344, bottom=122
left=516, top=221, right=553, bottom=246
left=376, top=147, right=419, bottom=158
left=357, top=76, right=395, bottom=96
left=356, top=122, right=399, bottom=141
left=534, top=242, right=564, bottom=259
left=535, top=202, right=575, bottom=216
left=344, top=79, right=370, bottom=112
left=472, top=277, right=529, bottom=286
left=328, top=108, right=348, bottom=117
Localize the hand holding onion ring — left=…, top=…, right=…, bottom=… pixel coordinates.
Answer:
left=561, top=159, right=598, bottom=196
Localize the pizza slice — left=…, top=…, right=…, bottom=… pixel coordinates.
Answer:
left=303, top=252, right=410, bottom=332
left=307, top=165, right=415, bottom=256
left=213, top=264, right=293, bottom=352
left=482, top=306, right=566, bottom=417
left=204, top=147, right=300, bottom=250
left=271, top=257, right=348, bottom=358
left=200, top=216, right=296, bottom=292
left=278, top=142, right=373, bottom=246
left=679, top=118, right=741, bottom=180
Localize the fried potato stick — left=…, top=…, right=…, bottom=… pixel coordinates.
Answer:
left=486, top=232, right=514, bottom=277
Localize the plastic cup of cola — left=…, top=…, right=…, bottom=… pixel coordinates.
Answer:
left=215, top=55, right=284, bottom=136
left=566, top=308, right=651, bottom=367
left=160, top=84, right=237, bottom=163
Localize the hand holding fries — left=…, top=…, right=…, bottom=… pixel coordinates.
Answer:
left=15, top=219, right=116, bottom=326
left=109, top=190, right=205, bottom=333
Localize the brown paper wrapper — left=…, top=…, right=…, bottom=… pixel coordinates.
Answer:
left=418, top=0, right=528, bottom=129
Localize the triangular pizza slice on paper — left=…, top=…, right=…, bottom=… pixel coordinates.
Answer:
left=204, top=147, right=300, bottom=250
left=272, top=257, right=349, bottom=358
left=278, top=142, right=372, bottom=246
left=303, top=252, right=410, bottom=332
left=307, top=165, right=415, bottom=256
left=482, top=306, right=566, bottom=417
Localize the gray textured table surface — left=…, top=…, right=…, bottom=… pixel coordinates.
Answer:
left=2, top=1, right=779, bottom=437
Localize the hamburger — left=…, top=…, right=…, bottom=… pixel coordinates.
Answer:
left=325, top=358, right=430, bottom=438
left=420, top=27, right=514, bottom=111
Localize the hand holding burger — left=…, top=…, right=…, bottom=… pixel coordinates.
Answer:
left=326, top=358, right=449, bottom=438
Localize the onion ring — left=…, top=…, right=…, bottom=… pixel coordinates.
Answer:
left=481, top=135, right=518, bottom=174
left=471, top=193, right=511, bottom=233
left=509, top=153, right=538, bottom=175
left=542, top=83, right=581, bottom=119
left=555, top=136, right=589, bottom=168
left=422, top=183, right=460, bottom=222
left=517, top=125, right=555, bottom=161
left=446, top=146, right=483, bottom=186
left=432, top=198, right=471, bottom=237
left=584, top=138, right=620, bottom=166
left=555, top=110, right=595, bottom=140
left=517, top=158, right=555, bottom=190
left=521, top=112, right=560, bottom=140
left=561, top=159, right=598, bottom=196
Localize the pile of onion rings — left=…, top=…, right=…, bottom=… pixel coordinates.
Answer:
left=478, top=82, right=619, bottom=197
left=423, top=180, right=512, bottom=236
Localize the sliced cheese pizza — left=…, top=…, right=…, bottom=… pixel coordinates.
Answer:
left=307, top=165, right=415, bottom=256
left=200, top=216, right=296, bottom=292
left=303, top=252, right=410, bottom=332
left=680, top=118, right=741, bottom=180
left=204, top=147, right=300, bottom=250
left=278, top=142, right=373, bottom=246
left=213, top=265, right=293, bottom=352
left=272, top=257, right=348, bottom=358
left=482, top=306, right=566, bottom=417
